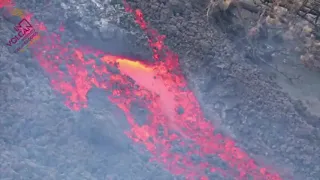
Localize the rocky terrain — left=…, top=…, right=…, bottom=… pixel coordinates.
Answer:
left=123, top=0, right=320, bottom=179
left=0, top=0, right=319, bottom=179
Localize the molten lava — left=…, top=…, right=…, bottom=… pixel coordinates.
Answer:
left=1, top=0, right=285, bottom=179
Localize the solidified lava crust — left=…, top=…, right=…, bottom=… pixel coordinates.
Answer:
left=2, top=0, right=319, bottom=179
left=124, top=0, right=320, bottom=179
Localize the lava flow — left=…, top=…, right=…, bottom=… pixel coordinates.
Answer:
left=1, top=0, right=285, bottom=179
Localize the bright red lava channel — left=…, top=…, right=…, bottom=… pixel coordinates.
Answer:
left=1, top=0, right=284, bottom=179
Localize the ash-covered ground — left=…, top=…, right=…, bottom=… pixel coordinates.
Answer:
left=0, top=0, right=319, bottom=180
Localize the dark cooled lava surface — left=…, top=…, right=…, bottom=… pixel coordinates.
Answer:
left=124, top=0, right=320, bottom=178
left=0, top=0, right=319, bottom=180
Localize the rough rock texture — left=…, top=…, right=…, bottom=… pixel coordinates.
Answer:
left=1, top=0, right=171, bottom=179
left=1, top=0, right=320, bottom=179
left=124, top=0, right=320, bottom=179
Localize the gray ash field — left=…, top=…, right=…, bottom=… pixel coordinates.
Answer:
left=0, top=0, right=319, bottom=180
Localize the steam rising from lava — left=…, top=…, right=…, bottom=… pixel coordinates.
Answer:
left=1, top=0, right=284, bottom=179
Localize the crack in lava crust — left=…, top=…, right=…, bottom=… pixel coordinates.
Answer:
left=1, top=1, right=284, bottom=179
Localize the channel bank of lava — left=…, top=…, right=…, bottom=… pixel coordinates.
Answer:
left=1, top=0, right=284, bottom=179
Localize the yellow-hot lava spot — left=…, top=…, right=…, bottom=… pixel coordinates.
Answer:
left=1, top=1, right=286, bottom=180
left=116, top=59, right=162, bottom=93
left=0, top=3, right=41, bottom=53
left=114, top=58, right=177, bottom=119
left=100, top=56, right=178, bottom=130
left=10, top=7, right=24, bottom=17
left=116, top=59, right=153, bottom=72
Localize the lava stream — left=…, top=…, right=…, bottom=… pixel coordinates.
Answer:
left=0, top=0, right=285, bottom=179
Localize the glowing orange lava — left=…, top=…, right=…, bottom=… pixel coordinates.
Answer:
left=1, top=1, right=285, bottom=179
